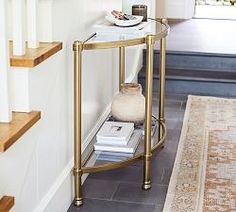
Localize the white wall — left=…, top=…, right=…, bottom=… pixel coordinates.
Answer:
left=156, top=0, right=195, bottom=19
left=0, top=0, right=143, bottom=211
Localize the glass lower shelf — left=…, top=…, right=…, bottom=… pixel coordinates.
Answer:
left=81, top=119, right=166, bottom=174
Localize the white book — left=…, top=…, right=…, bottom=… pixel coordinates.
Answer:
left=94, top=131, right=142, bottom=153
left=96, top=154, right=133, bottom=162
left=96, top=121, right=134, bottom=142
left=95, top=150, right=133, bottom=162
left=97, top=128, right=133, bottom=146
left=95, top=150, right=133, bottom=157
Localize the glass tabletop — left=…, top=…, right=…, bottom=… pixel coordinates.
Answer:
left=82, top=19, right=169, bottom=50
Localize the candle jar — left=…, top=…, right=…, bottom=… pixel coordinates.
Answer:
left=122, top=0, right=144, bottom=15
left=111, top=83, right=145, bottom=123
left=132, top=5, right=147, bottom=21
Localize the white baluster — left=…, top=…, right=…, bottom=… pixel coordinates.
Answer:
left=27, top=0, right=39, bottom=48
left=0, top=0, right=12, bottom=123
left=12, top=0, right=26, bottom=55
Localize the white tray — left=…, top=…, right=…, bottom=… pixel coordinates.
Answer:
left=105, top=15, right=143, bottom=27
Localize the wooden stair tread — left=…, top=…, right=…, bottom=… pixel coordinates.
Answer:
left=0, top=111, right=41, bottom=152
left=0, top=196, right=14, bottom=212
left=10, top=41, right=63, bottom=68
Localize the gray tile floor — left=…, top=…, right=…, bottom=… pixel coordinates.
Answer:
left=68, top=93, right=187, bottom=212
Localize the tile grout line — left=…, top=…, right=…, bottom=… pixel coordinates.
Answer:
left=110, top=182, right=120, bottom=201
left=83, top=196, right=157, bottom=206
left=88, top=178, right=170, bottom=187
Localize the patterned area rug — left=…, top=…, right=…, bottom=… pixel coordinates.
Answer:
left=163, top=95, right=236, bottom=212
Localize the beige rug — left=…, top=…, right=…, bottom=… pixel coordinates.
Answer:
left=163, top=95, right=236, bottom=212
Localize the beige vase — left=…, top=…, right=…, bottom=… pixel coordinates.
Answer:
left=111, top=83, right=145, bottom=123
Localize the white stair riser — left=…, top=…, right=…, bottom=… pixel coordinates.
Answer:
left=10, top=68, right=31, bottom=112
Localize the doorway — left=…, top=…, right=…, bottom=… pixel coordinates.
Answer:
left=194, top=0, right=236, bottom=19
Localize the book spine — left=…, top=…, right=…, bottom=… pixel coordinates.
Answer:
left=94, top=145, right=134, bottom=153
left=95, top=151, right=133, bottom=157
left=96, top=140, right=128, bottom=146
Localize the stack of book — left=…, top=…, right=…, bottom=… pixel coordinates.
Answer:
left=94, top=121, right=142, bottom=161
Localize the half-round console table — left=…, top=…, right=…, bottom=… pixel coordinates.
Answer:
left=72, top=18, right=170, bottom=207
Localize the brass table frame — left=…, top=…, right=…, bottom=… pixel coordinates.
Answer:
left=73, top=18, right=169, bottom=206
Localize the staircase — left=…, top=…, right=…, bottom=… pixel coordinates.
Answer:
left=139, top=50, right=236, bottom=96
left=0, top=1, right=62, bottom=210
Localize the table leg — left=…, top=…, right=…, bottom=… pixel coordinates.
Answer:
left=119, top=46, right=125, bottom=91
left=73, top=41, right=83, bottom=207
left=158, top=20, right=167, bottom=142
left=143, top=35, right=154, bottom=190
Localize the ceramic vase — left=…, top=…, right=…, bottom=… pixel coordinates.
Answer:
left=111, top=83, right=145, bottom=123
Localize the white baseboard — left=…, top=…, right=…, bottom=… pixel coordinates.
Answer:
left=33, top=104, right=111, bottom=212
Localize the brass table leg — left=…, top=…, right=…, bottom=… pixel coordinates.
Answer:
left=119, top=46, right=125, bottom=91
left=73, top=41, right=83, bottom=207
left=143, top=35, right=155, bottom=190
left=158, top=19, right=167, bottom=142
